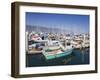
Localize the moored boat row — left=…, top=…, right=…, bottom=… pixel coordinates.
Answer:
left=25, top=31, right=89, bottom=60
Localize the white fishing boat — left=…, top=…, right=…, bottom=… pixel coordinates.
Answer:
left=28, top=32, right=48, bottom=54
left=42, top=40, right=74, bottom=60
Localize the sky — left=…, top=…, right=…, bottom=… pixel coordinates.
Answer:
left=26, top=12, right=89, bottom=34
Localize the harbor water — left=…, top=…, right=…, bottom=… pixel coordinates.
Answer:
left=26, top=48, right=89, bottom=67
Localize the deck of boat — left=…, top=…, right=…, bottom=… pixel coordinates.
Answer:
left=27, top=48, right=43, bottom=54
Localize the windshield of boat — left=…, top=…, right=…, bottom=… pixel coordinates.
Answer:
left=67, top=43, right=71, bottom=46
left=47, top=41, right=60, bottom=46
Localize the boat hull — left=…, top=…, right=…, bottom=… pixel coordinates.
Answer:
left=43, top=48, right=73, bottom=60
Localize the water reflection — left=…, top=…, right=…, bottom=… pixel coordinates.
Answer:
left=26, top=48, right=89, bottom=67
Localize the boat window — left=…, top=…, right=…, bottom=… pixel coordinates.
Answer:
left=53, top=42, right=59, bottom=46
left=67, top=43, right=70, bottom=46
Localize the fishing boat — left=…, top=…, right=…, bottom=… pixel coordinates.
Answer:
left=28, top=32, right=48, bottom=54
left=42, top=40, right=74, bottom=60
